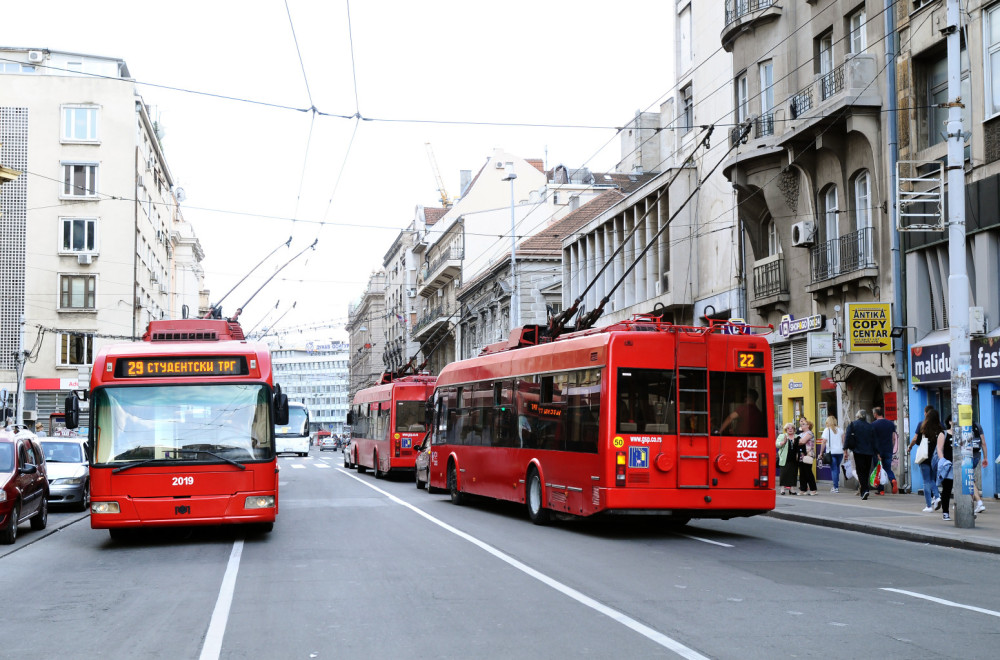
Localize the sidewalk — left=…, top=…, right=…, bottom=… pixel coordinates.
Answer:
left=767, top=482, right=1000, bottom=554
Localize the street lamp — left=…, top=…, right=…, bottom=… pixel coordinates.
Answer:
left=502, top=162, right=518, bottom=329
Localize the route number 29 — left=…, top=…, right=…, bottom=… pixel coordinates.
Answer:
left=172, top=476, right=194, bottom=486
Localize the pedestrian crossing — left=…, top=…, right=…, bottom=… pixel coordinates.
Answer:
left=280, top=456, right=339, bottom=470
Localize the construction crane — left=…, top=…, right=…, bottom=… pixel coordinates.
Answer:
left=425, top=142, right=452, bottom=208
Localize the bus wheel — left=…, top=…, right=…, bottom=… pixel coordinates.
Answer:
left=448, top=464, right=463, bottom=505
left=526, top=469, right=550, bottom=525
left=108, top=528, right=133, bottom=542
left=373, top=453, right=383, bottom=479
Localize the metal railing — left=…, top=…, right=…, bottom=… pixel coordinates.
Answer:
left=425, top=245, right=464, bottom=281
left=789, top=86, right=813, bottom=118
left=810, top=226, right=877, bottom=283
left=725, top=0, right=774, bottom=25
left=412, top=304, right=451, bottom=336
left=755, top=113, right=774, bottom=137
left=752, top=256, right=787, bottom=299
left=820, top=63, right=845, bottom=101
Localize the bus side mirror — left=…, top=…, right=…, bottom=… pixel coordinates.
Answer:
left=424, top=400, right=434, bottom=428
left=65, top=395, right=80, bottom=430
left=273, top=385, right=289, bottom=426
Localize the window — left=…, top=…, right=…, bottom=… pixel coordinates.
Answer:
left=710, top=372, right=768, bottom=437
left=818, top=186, right=840, bottom=277
left=678, top=6, right=693, bottom=72
left=736, top=72, right=749, bottom=124
left=759, top=61, right=774, bottom=115
left=59, top=274, right=96, bottom=310
left=852, top=171, right=872, bottom=233
left=60, top=217, right=97, bottom=253
left=680, top=84, right=694, bottom=133
left=849, top=8, right=867, bottom=54
left=767, top=218, right=780, bottom=255
left=925, top=48, right=970, bottom=148
left=986, top=4, right=1000, bottom=117
left=62, top=163, right=98, bottom=197
left=62, top=106, right=98, bottom=142
left=617, top=368, right=676, bottom=435
left=59, top=332, right=93, bottom=366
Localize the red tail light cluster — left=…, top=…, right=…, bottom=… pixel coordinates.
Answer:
left=615, top=451, right=626, bottom=487
left=758, top=452, right=770, bottom=488
left=394, top=439, right=401, bottom=458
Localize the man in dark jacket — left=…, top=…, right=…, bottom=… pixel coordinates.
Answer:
left=845, top=409, right=878, bottom=500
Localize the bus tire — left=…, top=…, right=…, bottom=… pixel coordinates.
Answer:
left=448, top=463, right=463, bottom=505
left=373, top=453, right=383, bottom=479
left=30, top=498, right=47, bottom=531
left=1, top=502, right=19, bottom=544
left=109, top=528, right=133, bottom=542
left=526, top=468, right=550, bottom=525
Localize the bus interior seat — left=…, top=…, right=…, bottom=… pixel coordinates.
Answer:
left=644, top=423, right=670, bottom=434
left=619, top=423, right=637, bottom=433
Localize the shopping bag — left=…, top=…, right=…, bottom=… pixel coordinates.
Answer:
left=915, top=437, right=928, bottom=464
left=869, top=459, right=882, bottom=488
left=879, top=464, right=889, bottom=486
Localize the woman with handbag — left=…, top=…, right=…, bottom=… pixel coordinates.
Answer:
left=818, top=416, right=844, bottom=493
left=796, top=418, right=818, bottom=495
left=776, top=422, right=798, bottom=495
left=906, top=406, right=940, bottom=512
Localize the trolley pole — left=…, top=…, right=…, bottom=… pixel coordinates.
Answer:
left=945, top=0, right=974, bottom=528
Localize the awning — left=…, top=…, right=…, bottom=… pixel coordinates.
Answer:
left=910, top=329, right=950, bottom=348
left=831, top=362, right=894, bottom=383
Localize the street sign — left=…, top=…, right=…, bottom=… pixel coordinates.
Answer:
left=846, top=302, right=892, bottom=353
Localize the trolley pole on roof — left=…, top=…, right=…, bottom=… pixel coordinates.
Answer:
left=945, top=0, right=973, bottom=528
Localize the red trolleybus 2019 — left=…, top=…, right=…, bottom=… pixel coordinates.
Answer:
left=426, top=318, right=775, bottom=524
left=64, top=318, right=289, bottom=539
left=345, top=374, right=437, bottom=478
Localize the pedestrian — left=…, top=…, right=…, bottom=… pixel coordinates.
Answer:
left=971, top=420, right=988, bottom=514
left=796, top=418, right=818, bottom=495
left=776, top=422, right=798, bottom=495
left=871, top=406, right=898, bottom=494
left=907, top=406, right=941, bottom=512
left=844, top=409, right=878, bottom=500
left=818, top=415, right=844, bottom=493
left=932, top=412, right=953, bottom=521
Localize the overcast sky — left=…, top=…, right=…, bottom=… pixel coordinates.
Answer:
left=7, top=0, right=675, bottom=343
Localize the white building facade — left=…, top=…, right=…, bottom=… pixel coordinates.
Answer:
left=271, top=342, right=350, bottom=435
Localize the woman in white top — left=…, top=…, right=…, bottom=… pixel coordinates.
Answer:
left=818, top=416, right=845, bottom=493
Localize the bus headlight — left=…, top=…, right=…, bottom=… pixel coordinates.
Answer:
left=245, top=496, right=275, bottom=509
left=91, top=502, right=120, bottom=514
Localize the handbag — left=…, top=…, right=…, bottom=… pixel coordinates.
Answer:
left=915, top=436, right=929, bottom=464
left=822, top=450, right=832, bottom=465
left=801, top=454, right=814, bottom=465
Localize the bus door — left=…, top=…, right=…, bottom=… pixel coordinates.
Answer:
left=677, top=368, right=710, bottom=488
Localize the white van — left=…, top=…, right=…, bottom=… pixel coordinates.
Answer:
left=276, top=402, right=310, bottom=456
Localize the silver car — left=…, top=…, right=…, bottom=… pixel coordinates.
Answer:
left=40, top=439, right=89, bottom=511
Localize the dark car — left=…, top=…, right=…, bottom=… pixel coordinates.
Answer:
left=1, top=431, right=50, bottom=544
left=414, top=434, right=431, bottom=490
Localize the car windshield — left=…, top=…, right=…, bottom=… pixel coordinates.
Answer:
left=277, top=406, right=308, bottom=437
left=92, top=384, right=273, bottom=465
left=42, top=441, right=84, bottom=463
left=0, top=443, right=12, bottom=472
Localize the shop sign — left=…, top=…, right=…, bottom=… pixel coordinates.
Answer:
left=778, top=314, right=824, bottom=338
left=846, top=302, right=892, bottom=353
left=883, top=392, right=897, bottom=420
left=911, top=336, right=1000, bottom=383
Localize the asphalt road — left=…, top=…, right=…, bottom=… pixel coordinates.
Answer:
left=2, top=449, right=997, bottom=659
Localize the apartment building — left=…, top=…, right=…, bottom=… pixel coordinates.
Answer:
left=271, top=341, right=350, bottom=434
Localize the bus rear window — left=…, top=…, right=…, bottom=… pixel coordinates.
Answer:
left=711, top=372, right=768, bottom=437
left=395, top=401, right=427, bottom=432
left=616, top=369, right=675, bottom=434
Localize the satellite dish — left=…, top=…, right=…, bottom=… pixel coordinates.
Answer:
left=175, top=187, right=187, bottom=203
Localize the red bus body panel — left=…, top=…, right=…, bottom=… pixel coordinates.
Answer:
left=87, top=319, right=279, bottom=530
left=428, top=322, right=775, bottom=520
left=349, top=376, right=436, bottom=474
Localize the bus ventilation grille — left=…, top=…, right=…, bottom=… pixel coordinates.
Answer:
left=150, top=331, right=219, bottom=342
left=628, top=472, right=650, bottom=485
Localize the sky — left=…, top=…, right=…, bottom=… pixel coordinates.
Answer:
left=6, top=0, right=675, bottom=343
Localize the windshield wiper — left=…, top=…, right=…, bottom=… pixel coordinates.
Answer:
left=112, top=458, right=162, bottom=474
left=177, top=449, right=246, bottom=470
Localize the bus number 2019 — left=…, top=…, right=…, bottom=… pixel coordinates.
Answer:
left=172, top=476, right=194, bottom=486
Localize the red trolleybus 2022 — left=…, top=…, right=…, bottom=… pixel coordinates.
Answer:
left=345, top=374, right=437, bottom=478
left=64, top=318, right=289, bottom=539
left=426, top=318, right=775, bottom=524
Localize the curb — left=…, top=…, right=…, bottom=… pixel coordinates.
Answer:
left=766, top=509, right=1000, bottom=555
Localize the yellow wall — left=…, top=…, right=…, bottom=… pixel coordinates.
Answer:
left=782, top=371, right=820, bottom=429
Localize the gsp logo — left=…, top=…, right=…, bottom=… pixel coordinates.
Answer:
left=175, top=505, right=191, bottom=515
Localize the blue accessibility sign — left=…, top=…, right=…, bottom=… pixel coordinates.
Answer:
left=629, top=446, right=649, bottom=469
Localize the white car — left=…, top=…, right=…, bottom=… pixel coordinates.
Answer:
left=40, top=438, right=90, bottom=511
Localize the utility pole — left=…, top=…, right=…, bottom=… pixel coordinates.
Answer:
left=503, top=162, right=518, bottom=328
left=945, top=0, right=973, bottom=528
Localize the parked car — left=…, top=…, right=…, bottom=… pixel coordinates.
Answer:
left=414, top=435, right=431, bottom=490
left=40, top=438, right=90, bottom=511
left=1, top=430, right=49, bottom=544
left=319, top=436, right=339, bottom=451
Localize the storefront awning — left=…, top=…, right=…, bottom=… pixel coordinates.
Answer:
left=910, top=329, right=950, bottom=348
left=831, top=362, right=893, bottom=383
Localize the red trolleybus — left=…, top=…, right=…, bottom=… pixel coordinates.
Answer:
left=64, top=319, right=289, bottom=538
left=345, top=374, right=436, bottom=478
left=426, top=318, right=775, bottom=524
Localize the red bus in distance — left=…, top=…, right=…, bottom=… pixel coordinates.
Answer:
left=64, top=318, right=288, bottom=539
left=426, top=318, right=775, bottom=524
left=345, top=375, right=436, bottom=478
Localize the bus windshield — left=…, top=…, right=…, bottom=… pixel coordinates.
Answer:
left=277, top=406, right=309, bottom=437
left=395, top=400, right=427, bottom=432
left=92, top=384, right=274, bottom=465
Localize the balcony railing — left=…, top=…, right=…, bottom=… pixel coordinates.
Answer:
left=809, top=227, right=877, bottom=283
left=820, top=63, right=845, bottom=101
left=752, top=255, right=787, bottom=299
left=755, top=113, right=774, bottom=138
left=789, top=87, right=813, bottom=119
left=412, top=304, right=452, bottom=336
left=725, top=0, right=774, bottom=25
left=423, top=245, right=464, bottom=283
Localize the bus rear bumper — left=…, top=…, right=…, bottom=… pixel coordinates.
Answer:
left=599, top=487, right=774, bottom=518
left=89, top=494, right=277, bottom=529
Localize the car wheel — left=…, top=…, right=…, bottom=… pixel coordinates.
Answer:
left=343, top=452, right=353, bottom=469
left=373, top=453, right=383, bottom=479
left=416, top=471, right=425, bottom=489
left=526, top=468, right=550, bottom=525
left=30, top=498, right=48, bottom=531
left=1, top=502, right=19, bottom=544
left=448, top=464, right=463, bottom=505
left=77, top=481, right=91, bottom=512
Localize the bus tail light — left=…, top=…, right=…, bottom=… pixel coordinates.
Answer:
left=615, top=451, right=626, bottom=486
left=394, top=438, right=401, bottom=458
left=758, top=452, right=770, bottom=488
left=91, top=501, right=120, bottom=514
left=245, top=495, right=275, bottom=509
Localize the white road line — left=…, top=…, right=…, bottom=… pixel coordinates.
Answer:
left=677, top=534, right=733, bottom=548
left=314, top=463, right=331, bottom=469
left=336, top=468, right=709, bottom=660
left=881, top=588, right=1000, bottom=618
left=290, top=463, right=305, bottom=469
left=199, top=539, right=244, bottom=660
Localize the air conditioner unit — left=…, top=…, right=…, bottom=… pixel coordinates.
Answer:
left=137, top=174, right=144, bottom=188
left=27, top=50, right=44, bottom=63
left=494, top=160, right=505, bottom=169
left=791, top=221, right=816, bottom=247
left=150, top=273, right=158, bottom=284
left=22, top=410, right=37, bottom=423
left=406, top=288, right=416, bottom=298
left=970, top=306, right=986, bottom=335
left=77, top=253, right=93, bottom=265
left=159, top=283, right=168, bottom=294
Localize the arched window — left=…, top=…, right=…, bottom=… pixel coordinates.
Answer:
left=766, top=218, right=780, bottom=256
left=852, top=171, right=874, bottom=266
left=819, top=185, right=840, bottom=277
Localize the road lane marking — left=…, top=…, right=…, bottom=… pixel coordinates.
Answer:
left=337, top=468, right=709, bottom=660
left=199, top=539, right=244, bottom=660
left=314, top=463, right=331, bottom=469
left=881, top=588, right=1000, bottom=618
left=290, top=463, right=306, bottom=469
left=677, top=534, right=733, bottom=548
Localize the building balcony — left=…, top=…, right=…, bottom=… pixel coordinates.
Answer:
left=806, top=227, right=878, bottom=287
left=417, top=245, right=464, bottom=298
left=783, top=55, right=881, bottom=139
left=411, top=303, right=455, bottom=341
left=722, top=0, right=780, bottom=50
left=751, top=253, right=789, bottom=308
